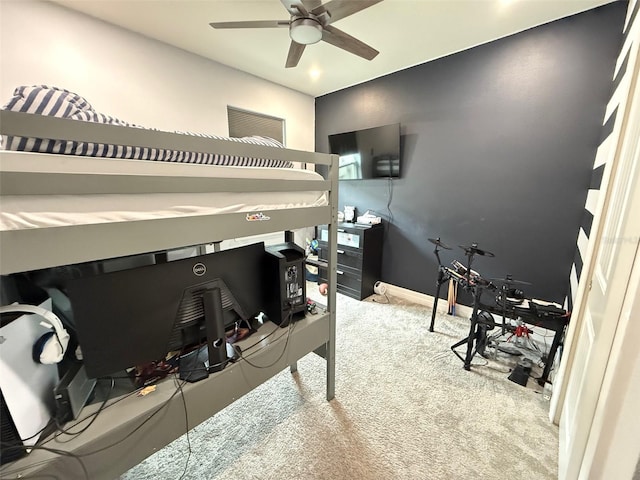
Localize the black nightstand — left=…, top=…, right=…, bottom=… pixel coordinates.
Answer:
left=317, top=222, right=384, bottom=300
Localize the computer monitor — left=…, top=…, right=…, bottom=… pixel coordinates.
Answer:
left=65, top=242, right=266, bottom=379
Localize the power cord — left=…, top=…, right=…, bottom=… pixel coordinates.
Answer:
left=53, top=378, right=116, bottom=442
left=0, top=442, right=91, bottom=480
left=372, top=292, right=391, bottom=304
left=232, top=308, right=296, bottom=369
left=2, top=307, right=301, bottom=479
left=175, top=376, right=192, bottom=480
left=386, top=177, right=394, bottom=225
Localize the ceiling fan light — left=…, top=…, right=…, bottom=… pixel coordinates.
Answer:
left=290, top=18, right=322, bottom=45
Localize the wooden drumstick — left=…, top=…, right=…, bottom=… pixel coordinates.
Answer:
left=446, top=279, right=451, bottom=314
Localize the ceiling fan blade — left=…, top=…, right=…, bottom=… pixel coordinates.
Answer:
left=313, top=0, right=383, bottom=24
left=321, top=24, right=379, bottom=60
left=304, top=0, right=330, bottom=23
left=280, top=0, right=306, bottom=16
left=209, top=20, right=289, bottom=29
left=302, top=0, right=325, bottom=13
left=286, top=41, right=306, bottom=68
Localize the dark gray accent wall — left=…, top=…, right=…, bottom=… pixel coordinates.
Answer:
left=315, top=2, right=626, bottom=305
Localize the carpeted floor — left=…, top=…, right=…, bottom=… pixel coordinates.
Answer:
left=121, top=288, right=558, bottom=480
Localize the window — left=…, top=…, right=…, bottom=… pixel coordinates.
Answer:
left=338, top=154, right=362, bottom=180
left=227, top=107, right=285, bottom=145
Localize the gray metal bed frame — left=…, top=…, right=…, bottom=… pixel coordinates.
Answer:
left=0, top=110, right=338, bottom=479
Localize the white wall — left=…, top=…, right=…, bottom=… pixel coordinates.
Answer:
left=0, top=0, right=315, bottom=152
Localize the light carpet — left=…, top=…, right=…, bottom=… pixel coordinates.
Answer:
left=122, top=289, right=558, bottom=480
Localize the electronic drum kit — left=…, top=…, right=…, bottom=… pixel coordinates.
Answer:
left=427, top=236, right=535, bottom=369
left=428, top=237, right=501, bottom=289
left=428, top=236, right=569, bottom=387
left=428, top=236, right=531, bottom=298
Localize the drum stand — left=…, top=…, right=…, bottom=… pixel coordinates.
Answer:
left=429, top=267, right=447, bottom=332
left=450, top=283, right=486, bottom=370
left=449, top=243, right=495, bottom=370
left=492, top=275, right=528, bottom=335
left=428, top=238, right=452, bottom=332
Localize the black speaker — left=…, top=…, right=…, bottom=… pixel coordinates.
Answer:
left=264, top=242, right=306, bottom=327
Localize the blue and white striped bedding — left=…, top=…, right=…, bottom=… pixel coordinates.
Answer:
left=1, top=85, right=293, bottom=168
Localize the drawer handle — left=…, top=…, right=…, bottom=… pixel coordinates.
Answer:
left=337, top=270, right=344, bottom=275
left=337, top=249, right=345, bottom=254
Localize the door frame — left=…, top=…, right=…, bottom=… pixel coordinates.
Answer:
left=551, top=3, right=640, bottom=477
left=550, top=1, right=639, bottom=426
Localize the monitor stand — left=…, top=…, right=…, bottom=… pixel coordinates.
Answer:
left=178, top=342, right=236, bottom=383
left=179, top=285, right=236, bottom=383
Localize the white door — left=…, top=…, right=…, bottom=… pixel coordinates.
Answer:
left=558, top=16, right=640, bottom=479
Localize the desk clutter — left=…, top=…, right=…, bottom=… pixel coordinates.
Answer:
left=0, top=241, right=319, bottom=468
left=427, top=237, right=569, bottom=388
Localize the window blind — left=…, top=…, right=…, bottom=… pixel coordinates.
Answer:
left=227, top=107, right=285, bottom=145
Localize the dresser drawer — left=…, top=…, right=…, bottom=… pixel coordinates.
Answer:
left=335, top=283, right=362, bottom=300
left=318, top=267, right=363, bottom=300
left=319, top=226, right=364, bottom=250
left=335, top=268, right=362, bottom=290
left=318, top=244, right=363, bottom=271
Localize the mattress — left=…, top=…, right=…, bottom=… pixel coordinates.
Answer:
left=1, top=85, right=329, bottom=233
left=0, top=152, right=327, bottom=231
left=1, top=85, right=292, bottom=168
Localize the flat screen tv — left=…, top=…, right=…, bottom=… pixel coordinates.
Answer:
left=328, top=123, right=401, bottom=180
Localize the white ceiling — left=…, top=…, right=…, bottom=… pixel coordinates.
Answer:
left=53, top=0, right=614, bottom=97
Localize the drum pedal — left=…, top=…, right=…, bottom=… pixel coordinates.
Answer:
left=497, top=344, right=522, bottom=356
left=508, top=358, right=533, bottom=387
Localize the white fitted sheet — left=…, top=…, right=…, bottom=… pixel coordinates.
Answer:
left=0, top=160, right=327, bottom=231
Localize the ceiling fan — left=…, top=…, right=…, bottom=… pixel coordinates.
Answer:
left=209, top=0, right=383, bottom=68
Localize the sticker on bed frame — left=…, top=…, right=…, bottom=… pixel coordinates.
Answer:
left=246, top=212, right=271, bottom=221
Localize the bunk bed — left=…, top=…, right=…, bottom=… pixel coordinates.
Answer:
left=0, top=106, right=339, bottom=479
